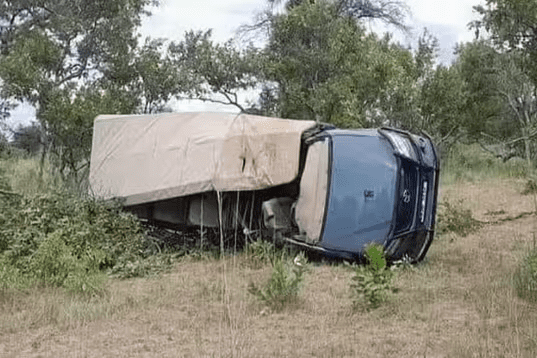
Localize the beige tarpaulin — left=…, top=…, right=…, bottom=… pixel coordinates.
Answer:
left=89, top=112, right=316, bottom=206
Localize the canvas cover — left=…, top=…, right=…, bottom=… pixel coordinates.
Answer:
left=89, top=112, right=316, bottom=206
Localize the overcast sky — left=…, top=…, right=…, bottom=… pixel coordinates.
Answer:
left=8, top=0, right=485, bottom=127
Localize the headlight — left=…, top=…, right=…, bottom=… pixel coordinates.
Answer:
left=382, top=130, right=418, bottom=161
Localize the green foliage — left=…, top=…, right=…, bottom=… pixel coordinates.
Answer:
left=0, top=255, right=36, bottom=290
left=350, top=244, right=395, bottom=310
left=11, top=123, right=44, bottom=156
left=248, top=252, right=307, bottom=311
left=436, top=199, right=482, bottom=237
left=133, top=38, right=185, bottom=114
left=463, top=2, right=537, bottom=166
left=0, top=0, right=159, bottom=184
left=0, top=161, right=178, bottom=293
left=513, top=248, right=537, bottom=303
left=455, top=41, right=506, bottom=141
left=264, top=1, right=383, bottom=125
left=419, top=64, right=466, bottom=147
left=473, top=0, right=537, bottom=84
left=168, top=30, right=261, bottom=112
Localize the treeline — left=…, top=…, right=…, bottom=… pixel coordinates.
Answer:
left=1, top=0, right=537, bottom=181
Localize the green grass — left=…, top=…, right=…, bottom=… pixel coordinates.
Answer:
left=441, top=143, right=529, bottom=185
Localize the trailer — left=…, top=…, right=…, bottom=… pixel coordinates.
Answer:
left=89, top=112, right=439, bottom=262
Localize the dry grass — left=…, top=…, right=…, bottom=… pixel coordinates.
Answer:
left=2, top=177, right=537, bottom=357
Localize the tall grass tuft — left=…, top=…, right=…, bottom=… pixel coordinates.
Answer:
left=513, top=248, right=537, bottom=303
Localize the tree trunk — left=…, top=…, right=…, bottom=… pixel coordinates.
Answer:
left=523, top=128, right=533, bottom=175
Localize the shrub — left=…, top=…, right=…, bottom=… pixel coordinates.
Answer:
left=30, top=230, right=79, bottom=286
left=0, top=179, right=175, bottom=291
left=436, top=198, right=482, bottom=237
left=248, top=252, right=307, bottom=311
left=350, top=244, right=395, bottom=310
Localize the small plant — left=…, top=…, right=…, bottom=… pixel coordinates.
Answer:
left=513, top=248, right=537, bottom=303
left=350, top=244, right=395, bottom=310
left=437, top=198, right=482, bottom=237
left=248, top=252, right=307, bottom=311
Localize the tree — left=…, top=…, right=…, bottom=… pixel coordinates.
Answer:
left=244, top=0, right=409, bottom=39
left=419, top=65, right=467, bottom=148
left=168, top=30, right=262, bottom=112
left=455, top=40, right=537, bottom=166
left=103, top=37, right=186, bottom=114
left=367, top=34, right=420, bottom=130
left=0, top=0, right=157, bottom=101
left=0, top=98, right=15, bottom=122
left=335, top=0, right=410, bottom=31
left=491, top=52, right=537, bottom=168
left=257, top=1, right=417, bottom=128
left=454, top=41, right=502, bottom=139
left=0, top=0, right=159, bottom=181
left=472, top=0, right=537, bottom=83
left=468, top=0, right=537, bottom=169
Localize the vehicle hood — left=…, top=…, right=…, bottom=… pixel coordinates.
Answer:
left=320, top=133, right=398, bottom=253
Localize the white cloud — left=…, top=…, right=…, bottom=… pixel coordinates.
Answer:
left=407, top=0, right=481, bottom=27
left=140, top=0, right=266, bottom=43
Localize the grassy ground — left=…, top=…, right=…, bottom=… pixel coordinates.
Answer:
left=2, top=147, right=537, bottom=357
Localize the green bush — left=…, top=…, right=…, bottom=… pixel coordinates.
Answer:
left=30, top=230, right=79, bottom=286
left=248, top=252, right=307, bottom=311
left=350, top=244, right=395, bottom=310
left=514, top=248, right=537, bottom=303
left=0, top=178, right=174, bottom=291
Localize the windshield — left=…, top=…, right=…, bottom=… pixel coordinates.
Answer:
left=321, top=134, right=398, bottom=253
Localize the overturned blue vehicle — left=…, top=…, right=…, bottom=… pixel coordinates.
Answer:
left=288, top=126, right=439, bottom=262
left=89, top=112, right=439, bottom=262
